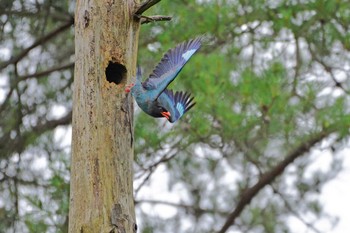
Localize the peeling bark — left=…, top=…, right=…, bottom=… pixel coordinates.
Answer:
left=69, top=0, right=139, bottom=232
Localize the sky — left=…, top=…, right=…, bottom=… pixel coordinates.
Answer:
left=315, top=148, right=350, bottom=233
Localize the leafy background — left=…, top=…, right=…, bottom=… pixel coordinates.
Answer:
left=1, top=0, right=350, bottom=232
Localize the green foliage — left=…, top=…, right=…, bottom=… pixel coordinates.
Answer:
left=25, top=219, right=49, bottom=233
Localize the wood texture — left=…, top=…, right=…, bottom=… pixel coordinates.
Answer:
left=69, top=0, right=139, bottom=232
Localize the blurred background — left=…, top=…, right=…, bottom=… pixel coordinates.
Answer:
left=1, top=0, right=350, bottom=232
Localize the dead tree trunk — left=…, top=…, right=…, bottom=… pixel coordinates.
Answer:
left=69, top=0, right=139, bottom=232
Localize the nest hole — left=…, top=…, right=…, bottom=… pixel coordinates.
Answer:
left=105, top=61, right=127, bottom=85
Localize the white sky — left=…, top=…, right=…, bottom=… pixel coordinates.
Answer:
left=315, top=148, right=350, bottom=233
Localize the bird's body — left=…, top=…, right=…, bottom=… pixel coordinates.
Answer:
left=126, top=38, right=201, bottom=123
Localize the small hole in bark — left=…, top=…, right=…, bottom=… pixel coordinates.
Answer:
left=105, top=61, right=126, bottom=85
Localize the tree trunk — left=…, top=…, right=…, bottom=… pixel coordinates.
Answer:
left=69, top=0, right=139, bottom=232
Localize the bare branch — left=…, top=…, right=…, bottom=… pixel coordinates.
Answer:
left=134, top=0, right=161, bottom=15
left=0, top=10, right=72, bottom=22
left=135, top=199, right=228, bottom=216
left=0, top=111, right=72, bottom=157
left=0, top=63, right=73, bottom=116
left=272, top=187, right=323, bottom=233
left=217, top=129, right=335, bottom=233
left=134, top=1, right=172, bottom=25
left=0, top=86, right=15, bottom=114
left=306, top=42, right=350, bottom=94
left=140, top=15, right=172, bottom=24
left=135, top=199, right=194, bottom=209
left=134, top=150, right=178, bottom=194
left=32, top=111, right=72, bottom=134
left=0, top=19, right=74, bottom=70
left=19, top=62, right=74, bottom=81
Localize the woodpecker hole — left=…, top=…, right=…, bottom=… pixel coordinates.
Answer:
left=105, top=61, right=127, bottom=85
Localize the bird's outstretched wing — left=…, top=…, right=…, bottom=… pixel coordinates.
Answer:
left=142, top=37, right=202, bottom=95
left=157, top=89, right=196, bottom=123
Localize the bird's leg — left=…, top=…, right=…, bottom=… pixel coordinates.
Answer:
left=125, top=83, right=135, bottom=93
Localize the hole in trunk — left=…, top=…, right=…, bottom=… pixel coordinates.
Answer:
left=105, top=61, right=126, bottom=85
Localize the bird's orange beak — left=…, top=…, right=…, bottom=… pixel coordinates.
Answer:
left=161, top=111, right=171, bottom=120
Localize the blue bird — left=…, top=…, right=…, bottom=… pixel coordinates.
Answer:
left=126, top=38, right=201, bottom=123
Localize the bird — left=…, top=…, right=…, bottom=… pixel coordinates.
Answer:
left=126, top=37, right=201, bottom=123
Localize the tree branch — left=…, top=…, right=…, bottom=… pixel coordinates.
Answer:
left=272, top=186, right=323, bottom=233
left=19, top=62, right=74, bottom=81
left=0, top=19, right=73, bottom=70
left=135, top=150, right=178, bottom=194
left=135, top=199, right=228, bottom=216
left=217, top=129, right=335, bottom=233
left=306, top=42, right=350, bottom=94
left=0, top=111, right=72, bottom=157
left=140, top=15, right=172, bottom=24
left=134, top=0, right=161, bottom=15
left=1, top=10, right=72, bottom=22
left=32, top=111, right=72, bottom=134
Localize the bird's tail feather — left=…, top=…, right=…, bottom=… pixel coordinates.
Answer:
left=173, top=91, right=196, bottom=117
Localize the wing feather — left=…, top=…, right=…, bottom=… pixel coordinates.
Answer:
left=142, top=37, right=202, bottom=94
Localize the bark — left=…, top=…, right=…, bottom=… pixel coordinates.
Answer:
left=69, top=0, right=139, bottom=232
